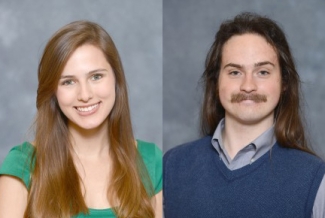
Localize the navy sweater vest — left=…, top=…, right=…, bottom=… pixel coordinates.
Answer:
left=163, top=136, right=325, bottom=218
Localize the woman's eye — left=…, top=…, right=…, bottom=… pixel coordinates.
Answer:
left=62, top=80, right=75, bottom=85
left=91, top=74, right=103, bottom=81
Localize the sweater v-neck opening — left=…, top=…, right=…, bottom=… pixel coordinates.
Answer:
left=212, top=142, right=278, bottom=181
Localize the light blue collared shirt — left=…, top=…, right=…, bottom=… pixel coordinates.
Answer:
left=212, top=118, right=276, bottom=170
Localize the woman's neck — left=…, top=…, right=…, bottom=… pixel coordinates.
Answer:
left=68, top=120, right=110, bottom=159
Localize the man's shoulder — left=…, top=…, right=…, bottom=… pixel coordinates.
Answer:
left=273, top=143, right=325, bottom=177
left=165, top=136, right=212, bottom=155
left=164, top=136, right=213, bottom=163
left=276, top=143, right=324, bottom=165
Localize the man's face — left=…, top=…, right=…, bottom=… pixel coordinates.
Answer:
left=218, top=33, right=281, bottom=126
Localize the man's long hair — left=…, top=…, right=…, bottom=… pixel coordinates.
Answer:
left=25, top=21, right=154, bottom=218
left=201, top=12, right=313, bottom=154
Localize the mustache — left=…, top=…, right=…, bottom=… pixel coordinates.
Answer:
left=231, top=93, right=267, bottom=103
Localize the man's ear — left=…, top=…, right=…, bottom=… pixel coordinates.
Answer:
left=282, top=84, right=287, bottom=92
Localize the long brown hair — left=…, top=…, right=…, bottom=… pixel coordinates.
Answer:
left=25, top=21, right=154, bottom=217
left=201, top=12, right=313, bottom=154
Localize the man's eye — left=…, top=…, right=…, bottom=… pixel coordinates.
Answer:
left=229, top=71, right=240, bottom=76
left=259, top=70, right=270, bottom=76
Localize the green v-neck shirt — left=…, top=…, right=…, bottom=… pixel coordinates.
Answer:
left=0, top=140, right=162, bottom=217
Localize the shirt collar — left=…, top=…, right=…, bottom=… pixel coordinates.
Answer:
left=211, top=118, right=276, bottom=159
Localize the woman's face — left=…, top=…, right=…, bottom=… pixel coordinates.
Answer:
left=56, top=44, right=116, bottom=131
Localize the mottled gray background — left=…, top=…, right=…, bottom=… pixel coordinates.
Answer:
left=0, top=0, right=162, bottom=164
left=163, top=0, right=325, bottom=158
left=1, top=1, right=325, bottom=164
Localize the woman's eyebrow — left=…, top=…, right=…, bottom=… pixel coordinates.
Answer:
left=60, top=75, right=74, bottom=79
left=87, top=68, right=108, bottom=74
left=60, top=69, right=108, bottom=78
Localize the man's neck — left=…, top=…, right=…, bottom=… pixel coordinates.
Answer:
left=222, top=116, right=274, bottom=159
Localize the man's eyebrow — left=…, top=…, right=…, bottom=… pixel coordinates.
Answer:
left=254, top=61, right=275, bottom=67
left=223, top=62, right=275, bottom=70
left=60, top=69, right=108, bottom=79
left=223, top=63, right=243, bottom=69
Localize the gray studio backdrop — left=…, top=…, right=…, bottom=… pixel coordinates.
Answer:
left=163, top=0, right=325, bottom=158
left=0, top=0, right=162, bottom=164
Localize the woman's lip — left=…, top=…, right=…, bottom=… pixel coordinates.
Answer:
left=74, top=102, right=101, bottom=115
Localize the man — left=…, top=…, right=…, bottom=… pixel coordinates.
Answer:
left=163, top=12, right=325, bottom=218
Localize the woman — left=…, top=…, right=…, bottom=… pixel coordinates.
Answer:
left=0, top=21, right=162, bottom=218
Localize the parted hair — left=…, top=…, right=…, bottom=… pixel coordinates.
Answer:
left=25, top=21, right=154, bottom=218
left=201, top=12, right=313, bottom=154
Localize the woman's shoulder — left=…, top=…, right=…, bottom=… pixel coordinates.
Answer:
left=136, top=139, right=162, bottom=194
left=7, top=141, right=34, bottom=153
left=136, top=140, right=161, bottom=156
left=0, top=141, right=34, bottom=188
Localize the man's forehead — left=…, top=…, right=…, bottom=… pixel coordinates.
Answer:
left=220, top=33, right=279, bottom=68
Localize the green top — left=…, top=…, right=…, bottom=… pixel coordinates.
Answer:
left=0, top=140, right=162, bottom=217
